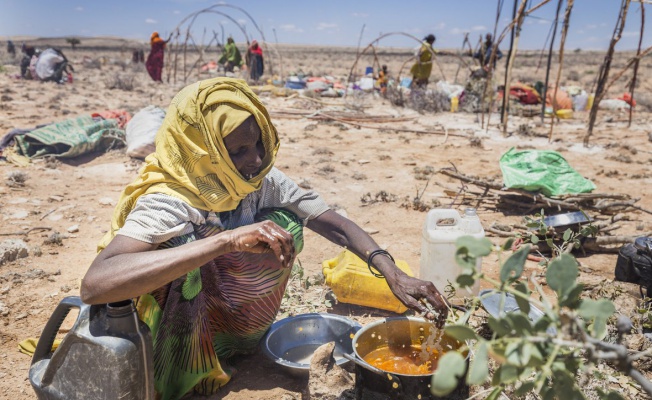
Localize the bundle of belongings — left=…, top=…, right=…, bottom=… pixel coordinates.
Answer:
left=0, top=106, right=171, bottom=164
left=599, top=92, right=636, bottom=111
left=124, top=105, right=166, bottom=159
left=499, top=82, right=542, bottom=106
left=459, top=67, right=494, bottom=113
left=497, top=82, right=592, bottom=118
left=0, top=111, right=131, bottom=161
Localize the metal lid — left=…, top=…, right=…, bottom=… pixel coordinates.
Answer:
left=634, top=237, right=652, bottom=254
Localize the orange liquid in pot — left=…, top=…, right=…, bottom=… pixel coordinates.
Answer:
left=362, top=345, right=440, bottom=375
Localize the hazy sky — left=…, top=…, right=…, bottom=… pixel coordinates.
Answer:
left=1, top=0, right=649, bottom=50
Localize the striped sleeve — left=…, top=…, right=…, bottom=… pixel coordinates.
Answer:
left=117, top=193, right=207, bottom=244
left=259, top=168, right=330, bottom=224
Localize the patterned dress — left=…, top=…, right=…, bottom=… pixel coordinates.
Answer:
left=118, top=169, right=329, bottom=400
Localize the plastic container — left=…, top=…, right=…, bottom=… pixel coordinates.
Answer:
left=451, top=96, right=459, bottom=112
left=572, top=91, right=588, bottom=111
left=587, top=93, right=595, bottom=110
left=556, top=109, right=573, bottom=119
left=323, top=250, right=414, bottom=313
left=29, top=296, right=154, bottom=400
left=419, top=208, right=485, bottom=302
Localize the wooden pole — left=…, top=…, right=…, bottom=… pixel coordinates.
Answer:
left=481, top=0, right=505, bottom=129
left=350, top=24, right=366, bottom=83
left=171, top=31, right=180, bottom=84
left=629, top=3, right=645, bottom=127
left=541, top=0, right=564, bottom=123
left=605, top=44, right=652, bottom=91
left=485, top=0, right=552, bottom=131
left=585, top=0, right=631, bottom=146
left=536, top=18, right=558, bottom=72
left=454, top=33, right=471, bottom=84
left=548, top=0, right=575, bottom=142
left=501, top=0, right=520, bottom=126
left=183, top=28, right=190, bottom=84
left=272, top=28, right=284, bottom=82
left=500, top=0, right=528, bottom=135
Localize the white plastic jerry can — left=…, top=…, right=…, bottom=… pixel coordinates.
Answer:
left=419, top=208, right=485, bottom=302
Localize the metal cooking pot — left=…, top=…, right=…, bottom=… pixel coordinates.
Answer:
left=347, top=317, right=468, bottom=400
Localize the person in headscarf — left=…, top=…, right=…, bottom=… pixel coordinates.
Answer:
left=218, top=37, right=242, bottom=73
left=474, top=33, right=502, bottom=70
left=19, top=44, right=36, bottom=79
left=7, top=40, right=15, bottom=57
left=81, top=77, right=449, bottom=400
left=376, top=64, right=389, bottom=96
left=146, top=31, right=172, bottom=82
left=410, top=34, right=436, bottom=89
left=246, top=39, right=264, bottom=82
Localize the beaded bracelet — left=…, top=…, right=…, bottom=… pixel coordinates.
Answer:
left=366, top=249, right=394, bottom=278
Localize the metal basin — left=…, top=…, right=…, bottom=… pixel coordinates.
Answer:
left=543, top=211, right=591, bottom=231
left=261, top=313, right=361, bottom=378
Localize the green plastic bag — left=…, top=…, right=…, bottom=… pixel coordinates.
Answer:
left=499, top=147, right=596, bottom=197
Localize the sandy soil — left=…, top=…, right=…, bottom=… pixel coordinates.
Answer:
left=1, top=38, right=651, bottom=399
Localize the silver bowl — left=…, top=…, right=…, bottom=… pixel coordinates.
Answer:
left=543, top=211, right=592, bottom=231
left=261, top=313, right=361, bottom=378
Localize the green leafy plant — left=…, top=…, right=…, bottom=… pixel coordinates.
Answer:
left=431, top=235, right=652, bottom=400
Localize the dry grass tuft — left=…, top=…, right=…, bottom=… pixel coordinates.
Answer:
left=104, top=72, right=136, bottom=91
left=5, top=171, right=28, bottom=187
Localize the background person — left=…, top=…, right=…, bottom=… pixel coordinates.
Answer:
left=146, top=32, right=172, bottom=82
left=474, top=33, right=502, bottom=70
left=410, top=34, right=436, bottom=89
left=218, top=37, right=243, bottom=73
left=7, top=40, right=16, bottom=57
left=246, top=40, right=264, bottom=83
left=19, top=44, right=36, bottom=79
left=81, top=77, right=449, bottom=400
left=376, top=64, right=389, bottom=95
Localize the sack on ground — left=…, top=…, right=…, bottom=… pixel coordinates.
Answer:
left=125, top=105, right=166, bottom=159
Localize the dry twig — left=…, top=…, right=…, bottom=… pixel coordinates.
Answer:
left=0, top=227, right=52, bottom=236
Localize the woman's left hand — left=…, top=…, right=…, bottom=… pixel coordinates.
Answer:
left=386, top=274, right=449, bottom=327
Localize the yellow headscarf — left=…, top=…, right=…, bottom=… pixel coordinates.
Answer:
left=97, top=77, right=279, bottom=251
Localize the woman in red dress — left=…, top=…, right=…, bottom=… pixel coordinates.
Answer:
left=146, top=32, right=171, bottom=82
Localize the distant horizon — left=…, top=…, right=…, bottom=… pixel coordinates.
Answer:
left=1, top=34, right=640, bottom=54
left=1, top=1, right=650, bottom=52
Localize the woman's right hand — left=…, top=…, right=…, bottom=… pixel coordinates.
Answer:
left=225, top=221, right=295, bottom=268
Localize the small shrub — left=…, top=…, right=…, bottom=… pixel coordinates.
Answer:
left=361, top=191, right=398, bottom=205
left=316, top=165, right=335, bottom=176
left=83, top=58, right=102, bottom=69
left=43, top=232, right=64, bottom=246
left=5, top=171, right=28, bottom=187
left=413, top=166, right=435, bottom=180
left=104, top=72, right=135, bottom=91
left=568, top=70, right=580, bottom=81
left=312, top=147, right=334, bottom=156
